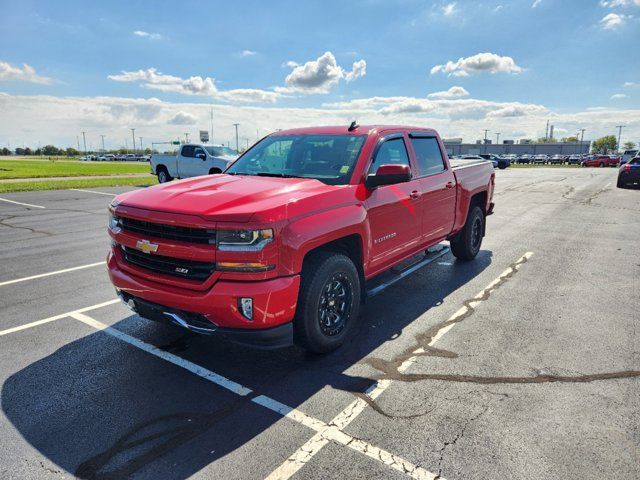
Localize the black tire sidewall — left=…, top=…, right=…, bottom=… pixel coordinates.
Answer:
left=158, top=170, right=169, bottom=183
left=295, top=253, right=361, bottom=353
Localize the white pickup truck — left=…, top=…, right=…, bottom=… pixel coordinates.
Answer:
left=150, top=144, right=237, bottom=183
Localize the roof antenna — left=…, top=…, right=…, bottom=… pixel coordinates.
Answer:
left=348, top=120, right=359, bottom=132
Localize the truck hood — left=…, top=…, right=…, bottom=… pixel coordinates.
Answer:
left=116, top=174, right=341, bottom=223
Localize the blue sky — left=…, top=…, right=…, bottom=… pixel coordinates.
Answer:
left=1, top=0, right=639, bottom=148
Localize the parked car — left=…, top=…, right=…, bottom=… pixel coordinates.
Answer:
left=567, top=154, right=582, bottom=165
left=517, top=154, right=532, bottom=164
left=549, top=154, right=567, bottom=165
left=108, top=124, right=496, bottom=352
left=617, top=156, right=640, bottom=188
left=532, top=155, right=549, bottom=165
left=582, top=155, right=619, bottom=167
left=621, top=149, right=638, bottom=165
left=151, top=144, right=237, bottom=183
left=479, top=154, right=510, bottom=169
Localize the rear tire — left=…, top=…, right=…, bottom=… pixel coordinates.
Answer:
left=450, top=205, right=485, bottom=262
left=157, top=167, right=172, bottom=183
left=294, top=252, right=361, bottom=353
left=209, top=168, right=222, bottom=175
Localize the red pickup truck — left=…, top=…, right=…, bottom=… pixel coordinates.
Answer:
left=107, top=125, right=495, bottom=352
left=582, top=155, right=620, bottom=168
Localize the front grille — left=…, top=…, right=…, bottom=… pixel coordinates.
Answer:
left=121, top=246, right=215, bottom=281
left=120, top=217, right=216, bottom=245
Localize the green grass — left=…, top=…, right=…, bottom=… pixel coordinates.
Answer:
left=0, top=176, right=158, bottom=193
left=0, top=159, right=150, bottom=179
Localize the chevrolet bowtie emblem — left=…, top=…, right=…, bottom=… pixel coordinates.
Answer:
left=135, top=239, right=158, bottom=254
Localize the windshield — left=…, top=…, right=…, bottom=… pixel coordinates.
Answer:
left=225, top=134, right=367, bottom=185
left=205, top=146, right=238, bottom=157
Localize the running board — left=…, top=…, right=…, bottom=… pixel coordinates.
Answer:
left=365, top=244, right=450, bottom=298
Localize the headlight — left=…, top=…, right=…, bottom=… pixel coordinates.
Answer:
left=217, top=229, right=273, bottom=251
left=108, top=212, right=121, bottom=232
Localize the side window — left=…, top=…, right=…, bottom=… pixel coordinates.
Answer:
left=630, top=158, right=639, bottom=165
left=368, top=137, right=410, bottom=174
left=194, top=147, right=205, bottom=157
left=181, top=145, right=195, bottom=158
left=410, top=137, right=445, bottom=176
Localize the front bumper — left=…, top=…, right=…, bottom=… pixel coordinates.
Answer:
left=108, top=251, right=300, bottom=346
left=118, top=291, right=294, bottom=349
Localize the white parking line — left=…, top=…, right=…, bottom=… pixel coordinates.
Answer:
left=0, top=261, right=106, bottom=287
left=66, top=310, right=437, bottom=479
left=266, top=251, right=534, bottom=480
left=0, top=197, right=45, bottom=209
left=0, top=299, right=119, bottom=336
left=69, top=188, right=117, bottom=196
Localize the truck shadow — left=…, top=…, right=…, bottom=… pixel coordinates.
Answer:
left=2, top=250, right=492, bottom=479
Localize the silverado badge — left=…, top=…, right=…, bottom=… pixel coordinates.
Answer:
left=135, top=239, right=159, bottom=254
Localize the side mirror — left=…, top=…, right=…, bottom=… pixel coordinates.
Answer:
left=365, top=164, right=411, bottom=189
left=196, top=153, right=206, bottom=160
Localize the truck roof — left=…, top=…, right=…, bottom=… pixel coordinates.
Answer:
left=271, top=125, right=438, bottom=136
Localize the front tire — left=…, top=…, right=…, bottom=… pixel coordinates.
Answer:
left=450, top=205, right=485, bottom=262
left=294, top=252, right=361, bottom=353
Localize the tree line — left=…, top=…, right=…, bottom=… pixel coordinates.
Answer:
left=1, top=146, right=157, bottom=156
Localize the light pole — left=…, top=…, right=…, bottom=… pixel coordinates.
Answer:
left=615, top=125, right=625, bottom=153
left=495, top=132, right=501, bottom=145
left=233, top=123, right=240, bottom=153
left=184, top=132, right=190, bottom=143
left=82, top=131, right=87, bottom=157
left=100, top=135, right=106, bottom=153
left=130, top=128, right=136, bottom=156
left=139, top=137, right=143, bottom=154
left=483, top=129, right=489, bottom=154
left=579, top=128, right=586, bottom=154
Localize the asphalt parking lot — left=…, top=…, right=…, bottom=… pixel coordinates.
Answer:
left=0, top=168, right=638, bottom=480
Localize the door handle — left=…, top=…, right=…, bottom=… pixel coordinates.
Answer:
left=445, top=182, right=455, bottom=189
left=409, top=190, right=421, bottom=199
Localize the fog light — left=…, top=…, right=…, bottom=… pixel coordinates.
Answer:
left=239, top=298, right=253, bottom=320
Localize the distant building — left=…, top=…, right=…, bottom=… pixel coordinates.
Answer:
left=503, top=140, right=515, bottom=145
left=520, top=139, right=532, bottom=144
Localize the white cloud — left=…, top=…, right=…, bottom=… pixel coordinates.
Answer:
left=610, top=93, right=627, bottom=99
left=108, top=68, right=279, bottom=102
left=430, top=52, right=523, bottom=77
left=0, top=61, right=53, bottom=84
left=531, top=0, right=542, bottom=8
left=133, top=30, right=161, bottom=40
left=168, top=111, right=197, bottom=125
left=277, top=51, right=366, bottom=94
left=624, top=81, right=638, bottom=87
left=442, top=3, right=458, bottom=16
left=427, top=86, right=469, bottom=99
left=240, top=50, right=257, bottom=57
left=600, top=13, right=627, bottom=29
left=1, top=93, right=639, bottom=149
left=600, top=0, right=640, bottom=7
left=109, top=52, right=364, bottom=102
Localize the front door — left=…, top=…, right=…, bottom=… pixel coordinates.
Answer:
left=364, top=134, right=422, bottom=273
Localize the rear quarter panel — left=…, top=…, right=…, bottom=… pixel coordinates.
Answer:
left=151, top=154, right=177, bottom=176
left=450, top=161, right=495, bottom=233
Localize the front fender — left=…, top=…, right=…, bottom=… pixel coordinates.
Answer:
left=279, top=204, right=367, bottom=275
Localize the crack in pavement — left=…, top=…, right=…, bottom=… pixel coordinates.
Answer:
left=0, top=215, right=53, bottom=236
left=356, top=253, right=639, bottom=415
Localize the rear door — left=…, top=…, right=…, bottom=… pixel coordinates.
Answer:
left=408, top=133, right=457, bottom=244
left=364, top=133, right=423, bottom=272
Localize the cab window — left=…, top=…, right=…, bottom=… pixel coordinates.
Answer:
left=181, top=145, right=195, bottom=157
left=410, top=137, right=446, bottom=176
left=368, top=137, right=410, bottom=174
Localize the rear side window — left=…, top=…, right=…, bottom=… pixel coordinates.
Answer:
left=181, top=145, right=195, bottom=157
left=410, top=137, right=445, bottom=176
left=630, top=158, right=640, bottom=165
left=368, top=137, right=410, bottom=174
